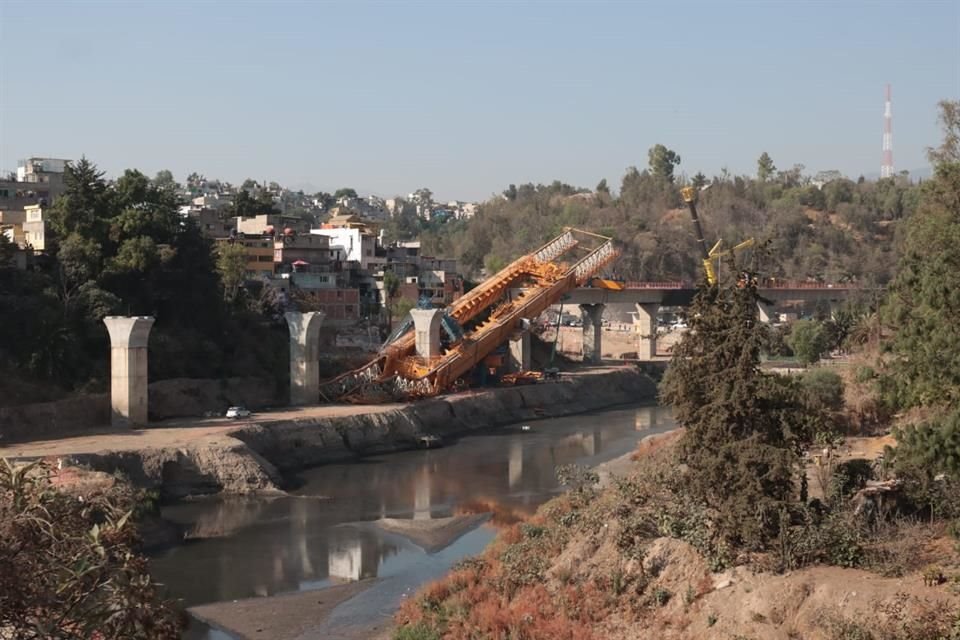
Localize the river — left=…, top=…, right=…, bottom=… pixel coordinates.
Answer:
left=149, top=402, right=675, bottom=639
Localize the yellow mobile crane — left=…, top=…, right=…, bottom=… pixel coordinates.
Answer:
left=680, top=186, right=754, bottom=285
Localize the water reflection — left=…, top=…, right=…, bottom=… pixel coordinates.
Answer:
left=151, top=404, right=674, bottom=611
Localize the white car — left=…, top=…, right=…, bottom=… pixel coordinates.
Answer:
left=225, top=406, right=251, bottom=419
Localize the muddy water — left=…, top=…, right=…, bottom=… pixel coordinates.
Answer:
left=150, top=403, right=674, bottom=638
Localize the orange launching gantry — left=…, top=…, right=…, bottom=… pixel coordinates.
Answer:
left=320, top=228, right=621, bottom=402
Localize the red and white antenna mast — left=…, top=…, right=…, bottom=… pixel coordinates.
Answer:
left=881, top=84, right=893, bottom=178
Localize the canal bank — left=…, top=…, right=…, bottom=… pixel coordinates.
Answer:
left=0, top=367, right=657, bottom=501
left=150, top=402, right=675, bottom=640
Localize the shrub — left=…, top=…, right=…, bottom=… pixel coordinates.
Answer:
left=0, top=459, right=183, bottom=639
left=788, top=319, right=831, bottom=365
left=800, top=369, right=846, bottom=412
left=653, top=587, right=671, bottom=607
left=394, top=622, right=441, bottom=640
left=556, top=464, right=599, bottom=494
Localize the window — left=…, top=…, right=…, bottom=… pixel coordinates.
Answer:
left=345, top=305, right=354, bottom=314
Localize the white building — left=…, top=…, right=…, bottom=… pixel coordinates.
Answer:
left=17, top=158, right=68, bottom=183
left=309, top=227, right=378, bottom=270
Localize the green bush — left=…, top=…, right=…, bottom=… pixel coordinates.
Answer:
left=799, top=369, right=846, bottom=412
left=787, top=320, right=832, bottom=365
left=394, top=622, right=441, bottom=640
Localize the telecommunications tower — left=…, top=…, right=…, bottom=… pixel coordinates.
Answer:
left=881, top=84, right=893, bottom=178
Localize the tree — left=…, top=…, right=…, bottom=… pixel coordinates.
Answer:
left=333, top=187, right=358, bottom=200
left=412, top=188, right=433, bottom=205
left=647, top=144, right=681, bottom=182
left=595, top=178, right=609, bottom=194
left=0, top=233, right=16, bottom=268
left=787, top=319, right=830, bottom=365
left=503, top=184, right=518, bottom=201
left=48, top=157, right=110, bottom=242
left=57, top=233, right=102, bottom=307
left=882, top=101, right=960, bottom=409
left=230, top=189, right=278, bottom=219
left=927, top=99, right=960, bottom=166
left=757, top=152, right=777, bottom=182
left=151, top=169, right=178, bottom=193
left=216, top=242, right=248, bottom=303
left=691, top=172, right=708, bottom=189
left=388, top=297, right=415, bottom=326
left=0, top=460, right=183, bottom=639
left=313, top=191, right=335, bottom=210
left=660, top=266, right=811, bottom=548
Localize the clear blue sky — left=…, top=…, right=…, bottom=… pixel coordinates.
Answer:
left=1, top=0, right=958, bottom=201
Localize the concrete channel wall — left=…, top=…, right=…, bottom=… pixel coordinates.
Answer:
left=69, top=368, right=657, bottom=500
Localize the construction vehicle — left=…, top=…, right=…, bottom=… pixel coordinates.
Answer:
left=320, top=228, right=621, bottom=402
left=680, top=186, right=754, bottom=285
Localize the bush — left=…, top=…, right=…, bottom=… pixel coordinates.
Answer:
left=0, top=460, right=183, bottom=639
left=787, top=320, right=831, bottom=365
left=394, top=622, right=442, bottom=640
left=800, top=369, right=846, bottom=412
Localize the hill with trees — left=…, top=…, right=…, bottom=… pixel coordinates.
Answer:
left=416, top=152, right=919, bottom=287
left=392, top=101, right=960, bottom=640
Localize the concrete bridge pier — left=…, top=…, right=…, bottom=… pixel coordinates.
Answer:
left=758, top=301, right=776, bottom=323
left=634, top=303, right=658, bottom=360
left=410, top=308, right=443, bottom=358
left=285, top=311, right=325, bottom=405
left=579, top=303, right=605, bottom=364
left=103, top=316, right=155, bottom=428
left=508, top=330, right=531, bottom=372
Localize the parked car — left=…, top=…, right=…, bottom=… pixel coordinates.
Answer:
left=225, top=406, right=251, bottom=419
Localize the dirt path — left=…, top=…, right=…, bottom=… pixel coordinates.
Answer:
left=0, top=403, right=400, bottom=459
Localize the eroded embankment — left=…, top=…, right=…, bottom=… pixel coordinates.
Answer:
left=69, top=367, right=655, bottom=500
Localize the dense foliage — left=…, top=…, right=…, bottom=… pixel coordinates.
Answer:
left=787, top=319, right=832, bottom=364
left=881, top=101, right=960, bottom=410
left=419, top=149, right=916, bottom=285
left=0, top=460, right=183, bottom=639
left=0, top=159, right=288, bottom=403
left=660, top=270, right=813, bottom=548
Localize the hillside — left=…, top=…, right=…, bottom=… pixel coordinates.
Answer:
left=417, top=167, right=917, bottom=287
left=394, top=432, right=960, bottom=640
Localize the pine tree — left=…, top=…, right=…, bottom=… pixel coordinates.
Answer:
left=882, top=100, right=960, bottom=409
left=661, top=265, right=811, bottom=548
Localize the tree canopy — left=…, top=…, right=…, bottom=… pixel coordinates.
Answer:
left=881, top=100, right=960, bottom=409
left=0, top=159, right=288, bottom=401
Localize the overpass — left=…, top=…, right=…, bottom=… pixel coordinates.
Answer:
left=522, top=280, right=864, bottom=362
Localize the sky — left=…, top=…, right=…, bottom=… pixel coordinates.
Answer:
left=1, top=1, right=958, bottom=202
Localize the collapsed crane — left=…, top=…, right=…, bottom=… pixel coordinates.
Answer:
left=320, top=228, right=621, bottom=403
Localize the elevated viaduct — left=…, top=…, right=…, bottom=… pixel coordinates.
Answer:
left=521, top=281, right=863, bottom=363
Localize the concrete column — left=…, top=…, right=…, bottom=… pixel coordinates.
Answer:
left=634, top=303, right=658, bottom=361
left=757, top=301, right=776, bottom=323
left=579, top=303, right=605, bottom=364
left=103, top=316, right=154, bottom=428
left=508, top=331, right=531, bottom=372
left=285, top=311, right=325, bottom=406
left=410, top=308, right=442, bottom=358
